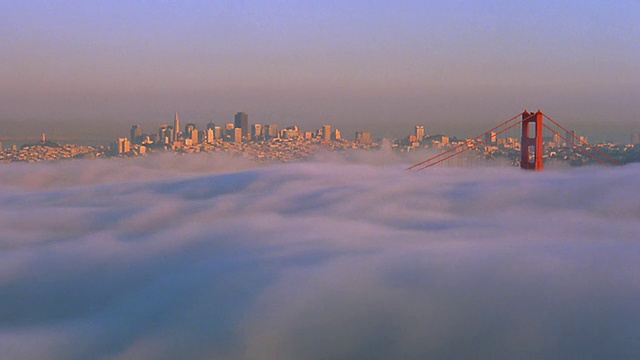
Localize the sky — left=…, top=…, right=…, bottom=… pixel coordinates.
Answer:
left=1, top=0, right=639, bottom=142
left=1, top=151, right=639, bottom=359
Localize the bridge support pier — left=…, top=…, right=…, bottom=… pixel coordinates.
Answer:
left=521, top=110, right=544, bottom=171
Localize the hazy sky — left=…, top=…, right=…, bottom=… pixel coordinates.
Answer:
left=1, top=0, right=639, bottom=142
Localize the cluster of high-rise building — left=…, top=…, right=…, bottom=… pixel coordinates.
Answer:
left=115, top=111, right=368, bottom=155
left=3, top=108, right=632, bottom=160
left=3, top=110, right=638, bottom=165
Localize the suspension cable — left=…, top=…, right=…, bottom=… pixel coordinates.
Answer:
left=407, top=112, right=533, bottom=170
left=542, top=124, right=613, bottom=167
left=543, top=114, right=623, bottom=167
left=417, top=116, right=527, bottom=170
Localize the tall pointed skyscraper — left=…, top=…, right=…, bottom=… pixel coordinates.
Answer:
left=173, top=112, right=180, bottom=142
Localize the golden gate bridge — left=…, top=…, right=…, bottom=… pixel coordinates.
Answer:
left=408, top=110, right=623, bottom=171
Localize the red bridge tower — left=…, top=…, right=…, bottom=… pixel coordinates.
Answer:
left=520, top=110, right=544, bottom=171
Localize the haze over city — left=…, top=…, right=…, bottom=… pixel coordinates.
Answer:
left=1, top=0, right=639, bottom=142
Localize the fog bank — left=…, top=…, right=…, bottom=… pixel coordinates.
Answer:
left=1, top=155, right=639, bottom=359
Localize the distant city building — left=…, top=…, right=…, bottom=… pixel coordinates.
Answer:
left=632, top=133, right=640, bottom=145
left=431, top=135, right=449, bottom=146
left=191, top=129, right=199, bottom=144
left=185, top=123, right=196, bottom=139
left=566, top=130, right=577, bottom=145
left=173, top=112, right=181, bottom=143
left=206, top=121, right=216, bottom=130
left=281, top=126, right=300, bottom=139
left=225, top=123, right=235, bottom=140
left=207, top=128, right=215, bottom=143
left=252, top=124, right=263, bottom=140
left=333, top=129, right=341, bottom=141
left=158, top=125, right=171, bottom=145
left=484, top=131, right=496, bottom=144
left=265, top=124, right=278, bottom=139
left=116, top=138, right=131, bottom=154
left=355, top=131, right=372, bottom=145
left=130, top=125, right=142, bottom=144
left=234, top=127, right=243, bottom=143
left=214, top=126, right=222, bottom=140
left=415, top=126, right=425, bottom=141
left=322, top=125, right=332, bottom=142
left=171, top=140, right=184, bottom=150
left=234, top=112, right=248, bottom=139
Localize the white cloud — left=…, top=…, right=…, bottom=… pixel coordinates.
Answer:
left=0, top=155, right=639, bottom=359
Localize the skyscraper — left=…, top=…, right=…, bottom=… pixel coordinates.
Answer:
left=225, top=123, right=235, bottom=140
left=158, top=125, right=170, bottom=144
left=632, top=133, right=640, bottom=145
left=415, top=126, right=425, bottom=141
left=191, top=129, right=199, bottom=144
left=265, top=124, right=278, bottom=139
left=173, top=112, right=180, bottom=142
left=484, top=131, right=496, bottom=144
left=566, top=130, right=577, bottom=145
left=116, top=138, right=131, bottom=154
left=130, top=125, right=142, bottom=144
left=252, top=124, right=263, bottom=140
left=322, top=125, right=332, bottom=142
left=234, top=112, right=248, bottom=139
left=355, top=131, right=372, bottom=145
left=185, top=123, right=196, bottom=138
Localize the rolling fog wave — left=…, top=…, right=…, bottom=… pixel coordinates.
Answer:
left=1, top=153, right=639, bottom=359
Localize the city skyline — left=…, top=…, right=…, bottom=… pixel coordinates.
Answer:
left=1, top=1, right=638, bottom=143
left=4, top=106, right=638, bottom=167
left=2, top=107, right=639, bottom=147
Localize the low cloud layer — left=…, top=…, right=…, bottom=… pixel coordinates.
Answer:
left=1, top=153, right=639, bottom=359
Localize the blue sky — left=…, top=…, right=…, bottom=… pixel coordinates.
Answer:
left=1, top=0, right=638, bottom=141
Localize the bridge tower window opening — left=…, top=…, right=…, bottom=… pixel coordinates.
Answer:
left=527, top=121, right=536, bottom=139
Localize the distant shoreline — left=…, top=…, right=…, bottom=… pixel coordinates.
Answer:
left=0, top=139, right=110, bottom=150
